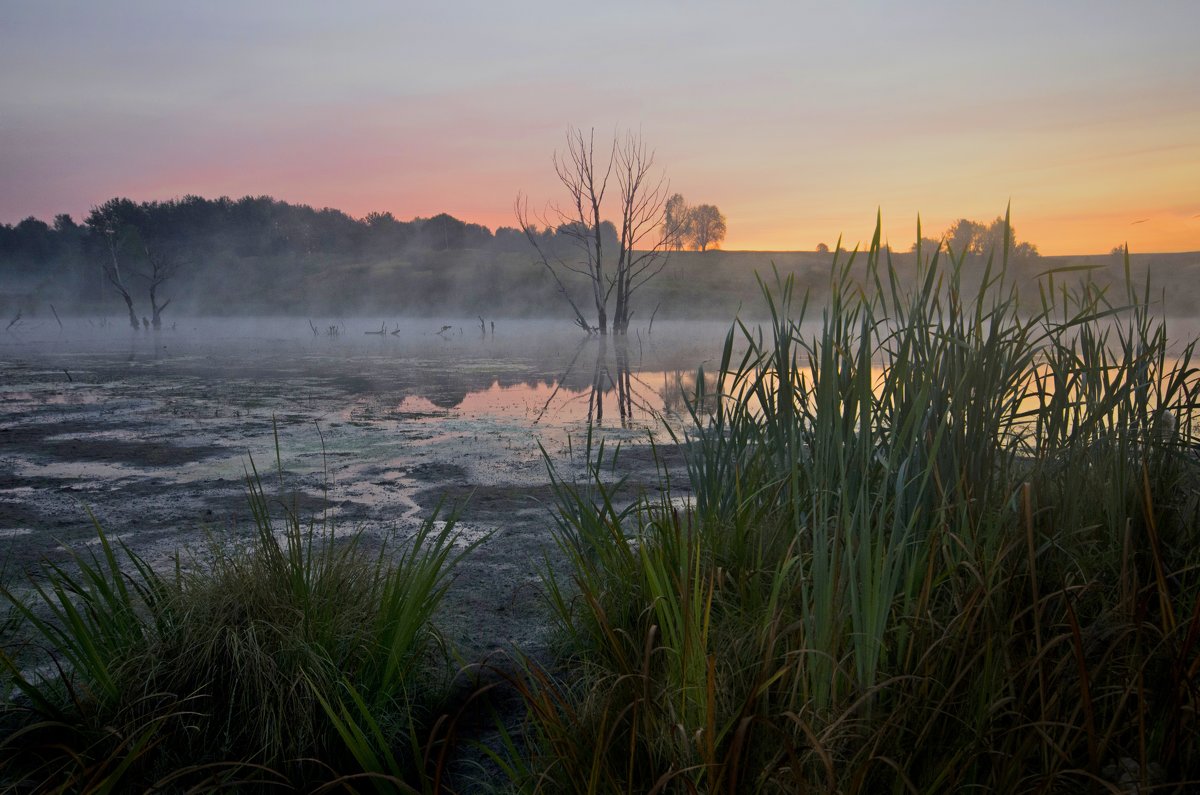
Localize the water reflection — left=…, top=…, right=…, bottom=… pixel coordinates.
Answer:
left=437, top=337, right=707, bottom=428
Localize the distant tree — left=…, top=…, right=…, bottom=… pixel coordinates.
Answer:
left=977, top=216, right=1038, bottom=260
left=910, top=236, right=943, bottom=256
left=415, top=213, right=492, bottom=251
left=364, top=211, right=397, bottom=228
left=362, top=210, right=414, bottom=252
left=663, top=193, right=691, bottom=251
left=85, top=199, right=183, bottom=329
left=938, top=216, right=1037, bottom=261
left=145, top=246, right=174, bottom=329
left=688, top=205, right=727, bottom=252
left=491, top=226, right=529, bottom=253
left=945, top=219, right=985, bottom=258
left=52, top=214, right=78, bottom=235
left=815, top=242, right=829, bottom=253
left=89, top=205, right=142, bottom=330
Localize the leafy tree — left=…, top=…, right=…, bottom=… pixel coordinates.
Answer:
left=688, top=204, right=727, bottom=252
left=945, top=219, right=986, bottom=257
left=816, top=242, right=829, bottom=253
left=664, top=193, right=691, bottom=251
left=934, top=216, right=1038, bottom=261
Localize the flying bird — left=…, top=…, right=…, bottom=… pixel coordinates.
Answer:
left=1130, top=218, right=1149, bottom=225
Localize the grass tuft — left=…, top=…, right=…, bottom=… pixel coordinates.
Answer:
left=0, top=453, right=472, bottom=791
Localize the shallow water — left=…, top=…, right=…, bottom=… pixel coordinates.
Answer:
left=0, top=317, right=729, bottom=565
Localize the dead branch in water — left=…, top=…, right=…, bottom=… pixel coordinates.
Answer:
left=364, top=323, right=386, bottom=335
left=5, top=310, right=22, bottom=331
left=50, top=304, right=64, bottom=329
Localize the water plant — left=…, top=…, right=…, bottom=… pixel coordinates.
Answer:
left=504, top=217, right=1200, bottom=792
left=0, top=454, right=471, bottom=791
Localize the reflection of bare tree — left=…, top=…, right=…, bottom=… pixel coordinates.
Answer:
left=657, top=369, right=719, bottom=418
left=534, top=337, right=590, bottom=425
left=586, top=337, right=658, bottom=428
left=534, top=336, right=667, bottom=428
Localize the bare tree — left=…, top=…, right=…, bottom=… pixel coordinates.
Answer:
left=611, top=132, right=671, bottom=334
left=688, top=204, right=727, bottom=252
left=517, top=127, right=672, bottom=335
left=100, top=227, right=140, bottom=330
left=144, top=246, right=174, bottom=329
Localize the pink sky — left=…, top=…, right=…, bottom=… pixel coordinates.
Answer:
left=2, top=2, right=1197, bottom=255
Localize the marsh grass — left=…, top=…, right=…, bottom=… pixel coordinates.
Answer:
left=505, top=219, right=1200, bottom=792
left=0, top=453, right=472, bottom=791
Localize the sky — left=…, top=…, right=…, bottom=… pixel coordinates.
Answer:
left=2, top=0, right=1198, bottom=255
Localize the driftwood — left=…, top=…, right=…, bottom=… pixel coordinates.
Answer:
left=364, top=323, right=386, bottom=335
left=5, top=310, right=22, bottom=331
left=50, top=304, right=63, bottom=329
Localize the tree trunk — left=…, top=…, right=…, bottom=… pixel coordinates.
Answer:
left=120, top=292, right=139, bottom=330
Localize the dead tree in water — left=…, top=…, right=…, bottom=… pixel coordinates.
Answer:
left=101, top=230, right=140, bottom=330
left=517, top=127, right=675, bottom=336
left=144, top=247, right=174, bottom=329
left=611, top=134, right=673, bottom=334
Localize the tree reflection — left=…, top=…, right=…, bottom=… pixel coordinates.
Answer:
left=533, top=336, right=668, bottom=428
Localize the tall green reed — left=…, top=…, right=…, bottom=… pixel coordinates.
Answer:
left=511, top=213, right=1200, bottom=792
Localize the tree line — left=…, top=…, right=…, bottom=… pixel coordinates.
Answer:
left=1, top=192, right=736, bottom=326
left=911, top=216, right=1039, bottom=260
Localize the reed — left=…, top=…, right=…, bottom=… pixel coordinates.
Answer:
left=0, top=454, right=470, bottom=791
left=506, top=216, right=1200, bottom=792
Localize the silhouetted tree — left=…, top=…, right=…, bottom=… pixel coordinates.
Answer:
left=517, top=127, right=673, bottom=335
left=945, top=219, right=985, bottom=257
left=99, top=226, right=140, bottom=329
left=144, top=246, right=174, bottom=329
left=664, top=193, right=691, bottom=251
left=939, top=216, right=1037, bottom=261
left=816, top=242, right=830, bottom=253
left=688, top=205, right=726, bottom=252
left=910, top=236, right=942, bottom=255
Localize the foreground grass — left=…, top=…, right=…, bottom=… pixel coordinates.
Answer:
left=505, top=226, right=1200, bottom=792
left=0, top=457, right=473, bottom=791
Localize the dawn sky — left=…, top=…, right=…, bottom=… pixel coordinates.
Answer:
left=2, top=0, right=1198, bottom=254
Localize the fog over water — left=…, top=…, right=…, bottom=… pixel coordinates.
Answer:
left=0, top=316, right=736, bottom=570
